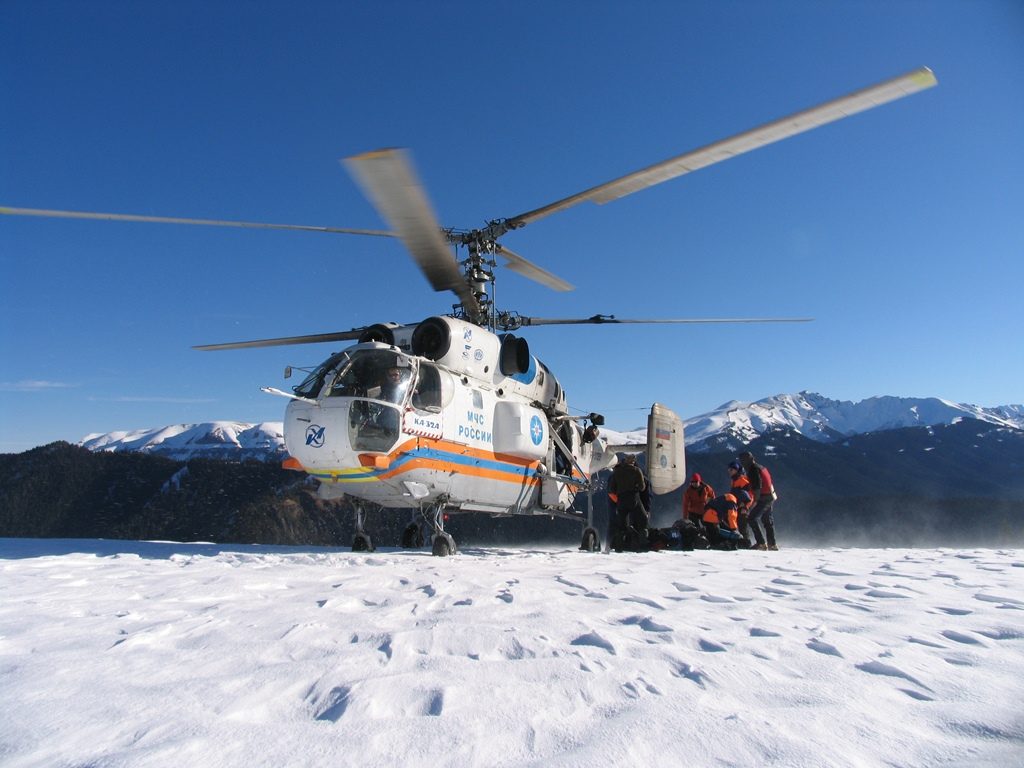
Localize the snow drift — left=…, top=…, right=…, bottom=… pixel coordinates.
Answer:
left=2, top=540, right=1022, bottom=767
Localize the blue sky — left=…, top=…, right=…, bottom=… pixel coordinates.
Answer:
left=2, top=1, right=1022, bottom=453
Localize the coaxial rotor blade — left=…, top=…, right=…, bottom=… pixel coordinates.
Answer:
left=0, top=206, right=394, bottom=237
left=517, top=315, right=813, bottom=327
left=343, top=149, right=479, bottom=315
left=507, top=67, right=937, bottom=227
left=194, top=328, right=371, bottom=351
left=495, top=244, right=573, bottom=292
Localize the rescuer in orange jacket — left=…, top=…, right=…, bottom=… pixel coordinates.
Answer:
left=683, top=473, right=715, bottom=524
left=702, top=491, right=745, bottom=550
left=727, top=460, right=754, bottom=548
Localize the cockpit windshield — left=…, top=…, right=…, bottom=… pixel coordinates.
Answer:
left=292, top=351, right=349, bottom=399
left=329, top=349, right=414, bottom=405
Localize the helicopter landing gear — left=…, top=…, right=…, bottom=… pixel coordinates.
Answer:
left=580, top=527, right=600, bottom=552
left=425, top=502, right=457, bottom=557
left=578, top=486, right=600, bottom=552
left=351, top=504, right=375, bottom=552
left=432, top=533, right=456, bottom=557
left=401, top=510, right=425, bottom=549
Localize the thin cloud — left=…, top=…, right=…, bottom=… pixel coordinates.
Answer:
left=0, top=380, right=79, bottom=392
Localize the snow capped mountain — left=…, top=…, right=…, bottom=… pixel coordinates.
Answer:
left=683, top=391, right=1024, bottom=451
left=76, top=393, right=1024, bottom=461
left=79, top=421, right=286, bottom=462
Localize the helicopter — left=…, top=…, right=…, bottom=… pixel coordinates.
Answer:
left=2, top=67, right=936, bottom=555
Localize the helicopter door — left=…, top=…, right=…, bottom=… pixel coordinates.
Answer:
left=646, top=402, right=685, bottom=495
left=403, top=362, right=450, bottom=439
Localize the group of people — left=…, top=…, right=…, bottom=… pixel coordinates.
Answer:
left=607, top=450, right=779, bottom=552
left=682, top=451, right=778, bottom=550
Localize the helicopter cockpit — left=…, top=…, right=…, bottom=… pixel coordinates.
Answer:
left=291, top=346, right=450, bottom=453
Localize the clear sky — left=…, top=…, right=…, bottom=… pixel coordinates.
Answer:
left=2, top=1, right=1022, bottom=453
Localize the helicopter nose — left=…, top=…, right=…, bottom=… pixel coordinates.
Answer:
left=284, top=399, right=354, bottom=471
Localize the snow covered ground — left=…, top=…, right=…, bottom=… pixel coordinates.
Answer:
left=2, top=540, right=1022, bottom=767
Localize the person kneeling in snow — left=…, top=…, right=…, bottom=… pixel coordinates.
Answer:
left=703, top=491, right=747, bottom=551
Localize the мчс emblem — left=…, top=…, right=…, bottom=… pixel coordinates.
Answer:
left=529, top=415, right=544, bottom=446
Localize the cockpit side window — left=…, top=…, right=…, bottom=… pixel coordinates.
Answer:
left=411, top=363, right=452, bottom=411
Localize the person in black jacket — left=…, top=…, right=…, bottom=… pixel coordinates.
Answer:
left=608, top=454, right=648, bottom=551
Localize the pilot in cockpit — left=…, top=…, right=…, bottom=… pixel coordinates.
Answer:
left=370, top=360, right=411, bottom=404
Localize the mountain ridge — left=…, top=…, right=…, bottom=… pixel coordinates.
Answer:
left=67, top=391, right=1022, bottom=462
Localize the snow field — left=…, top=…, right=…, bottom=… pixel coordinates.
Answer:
left=1, top=541, right=1022, bottom=767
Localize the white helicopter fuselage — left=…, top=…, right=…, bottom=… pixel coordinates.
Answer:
left=280, top=317, right=617, bottom=516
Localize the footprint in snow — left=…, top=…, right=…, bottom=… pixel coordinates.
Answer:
left=496, top=589, right=514, bottom=604
left=672, top=582, right=699, bottom=593
left=700, top=594, right=733, bottom=604
left=940, top=629, right=986, bottom=646
left=934, top=606, right=972, bottom=616
left=570, top=631, right=616, bottom=655
left=976, top=627, right=1024, bottom=640
left=618, top=615, right=673, bottom=633
left=819, top=568, right=855, bottom=577
left=423, top=689, right=445, bottom=717
left=974, top=593, right=1024, bottom=608
left=855, top=660, right=933, bottom=691
left=806, top=638, right=843, bottom=657
left=622, top=595, right=665, bottom=610
left=865, top=589, right=910, bottom=599
left=698, top=638, right=727, bottom=653
left=907, top=636, right=947, bottom=649
left=312, top=685, right=352, bottom=722
left=749, top=627, right=782, bottom=638
left=556, top=576, right=588, bottom=591
left=672, top=662, right=709, bottom=688
left=899, top=688, right=935, bottom=702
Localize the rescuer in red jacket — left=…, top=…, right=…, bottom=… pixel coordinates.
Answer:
left=683, top=473, right=715, bottom=524
left=738, top=451, right=778, bottom=551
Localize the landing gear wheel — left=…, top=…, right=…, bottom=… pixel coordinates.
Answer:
left=352, top=533, right=374, bottom=552
left=431, top=532, right=456, bottom=557
left=579, top=527, right=600, bottom=552
left=401, top=522, right=424, bottom=549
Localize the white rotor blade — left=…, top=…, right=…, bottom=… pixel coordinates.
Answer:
left=343, top=149, right=479, bottom=314
left=509, top=67, right=937, bottom=226
left=495, top=244, right=573, bottom=292
left=0, top=206, right=394, bottom=237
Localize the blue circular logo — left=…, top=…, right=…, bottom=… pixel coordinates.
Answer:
left=305, top=424, right=326, bottom=448
left=529, top=415, right=544, bottom=446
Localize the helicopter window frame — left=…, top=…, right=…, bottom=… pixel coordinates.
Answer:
left=327, top=349, right=414, bottom=404
left=292, top=351, right=350, bottom=399
left=411, top=362, right=452, bottom=412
